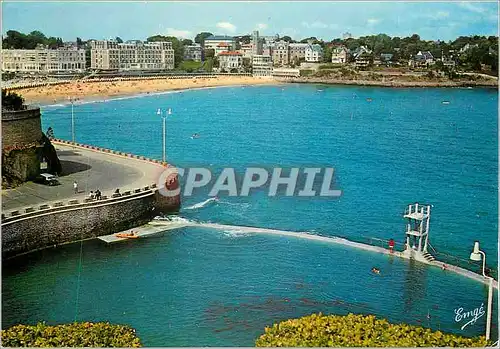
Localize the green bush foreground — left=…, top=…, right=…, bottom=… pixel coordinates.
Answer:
left=255, top=313, right=489, bottom=347
left=1, top=322, right=141, bottom=347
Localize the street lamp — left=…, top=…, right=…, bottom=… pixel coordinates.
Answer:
left=470, top=241, right=494, bottom=341
left=157, top=108, right=172, bottom=163
left=68, top=96, right=76, bottom=144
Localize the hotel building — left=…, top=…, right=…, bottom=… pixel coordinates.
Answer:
left=252, top=55, right=273, bottom=77
left=90, top=40, right=174, bottom=70
left=2, top=47, right=86, bottom=73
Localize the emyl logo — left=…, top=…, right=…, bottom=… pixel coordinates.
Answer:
left=454, top=303, right=485, bottom=330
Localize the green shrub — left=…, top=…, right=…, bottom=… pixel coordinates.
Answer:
left=314, top=70, right=335, bottom=78
left=255, top=313, right=488, bottom=347
left=319, top=63, right=342, bottom=70
left=300, top=70, right=314, bottom=77
left=1, top=322, right=141, bottom=347
left=2, top=90, right=25, bottom=111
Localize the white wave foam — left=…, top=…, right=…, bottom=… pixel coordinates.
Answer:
left=221, top=229, right=252, bottom=238
left=183, top=197, right=218, bottom=211
left=218, top=200, right=250, bottom=209
left=151, top=215, right=196, bottom=226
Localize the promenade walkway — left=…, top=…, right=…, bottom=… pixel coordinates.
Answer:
left=2, top=142, right=165, bottom=211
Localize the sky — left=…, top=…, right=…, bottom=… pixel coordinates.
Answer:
left=2, top=1, right=498, bottom=42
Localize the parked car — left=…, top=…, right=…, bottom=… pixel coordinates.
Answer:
left=34, top=173, right=60, bottom=186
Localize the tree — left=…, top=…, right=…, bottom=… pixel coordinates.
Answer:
left=434, top=60, right=444, bottom=71
left=194, top=32, right=213, bottom=45
left=76, top=37, right=83, bottom=48
left=182, top=39, right=193, bottom=46
left=300, top=36, right=319, bottom=44
left=2, top=30, right=26, bottom=48
left=204, top=48, right=215, bottom=59
left=410, top=33, right=421, bottom=42
left=2, top=90, right=25, bottom=111
left=323, top=45, right=333, bottom=63
left=242, top=57, right=252, bottom=72
left=281, top=36, right=293, bottom=42
left=116, top=37, right=123, bottom=43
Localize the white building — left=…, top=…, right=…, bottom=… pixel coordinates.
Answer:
left=219, top=51, right=243, bottom=71
left=305, top=44, right=323, bottom=63
left=252, top=55, right=273, bottom=77
left=239, top=44, right=254, bottom=59
left=204, top=35, right=236, bottom=52
left=331, top=45, right=349, bottom=64
left=184, top=44, right=202, bottom=62
left=289, top=43, right=309, bottom=64
left=272, top=40, right=290, bottom=66
left=272, top=67, right=300, bottom=78
left=2, top=47, right=86, bottom=73
left=90, top=40, right=174, bottom=70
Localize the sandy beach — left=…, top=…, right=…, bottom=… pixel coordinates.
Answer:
left=11, top=74, right=498, bottom=105
left=16, top=76, right=277, bottom=105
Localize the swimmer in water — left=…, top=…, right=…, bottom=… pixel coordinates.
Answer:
left=371, top=267, right=380, bottom=274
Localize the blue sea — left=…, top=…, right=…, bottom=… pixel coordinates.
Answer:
left=2, top=84, right=498, bottom=345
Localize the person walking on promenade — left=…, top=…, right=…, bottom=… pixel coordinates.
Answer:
left=89, top=191, right=94, bottom=200
left=73, top=181, right=78, bottom=194
left=95, top=189, right=101, bottom=200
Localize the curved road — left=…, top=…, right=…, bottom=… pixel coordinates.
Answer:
left=2, top=143, right=165, bottom=211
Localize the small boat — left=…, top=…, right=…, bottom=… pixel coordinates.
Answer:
left=442, top=101, right=450, bottom=104
left=366, top=98, right=372, bottom=102
left=317, top=89, right=323, bottom=92
left=115, top=232, right=139, bottom=239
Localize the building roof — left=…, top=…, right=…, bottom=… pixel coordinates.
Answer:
left=416, top=51, right=433, bottom=60
left=332, top=45, right=348, bottom=53
left=217, top=42, right=232, bottom=47
left=206, top=35, right=235, bottom=41
left=308, top=44, right=323, bottom=53
left=219, top=51, right=243, bottom=56
left=353, top=46, right=371, bottom=58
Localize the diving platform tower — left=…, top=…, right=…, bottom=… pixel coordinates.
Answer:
left=403, top=203, right=434, bottom=262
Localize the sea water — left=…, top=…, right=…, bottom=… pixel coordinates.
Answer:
left=2, top=84, right=497, bottom=345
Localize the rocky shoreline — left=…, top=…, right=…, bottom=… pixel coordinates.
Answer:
left=281, top=77, right=498, bottom=88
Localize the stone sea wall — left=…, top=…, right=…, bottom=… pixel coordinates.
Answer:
left=2, top=107, right=45, bottom=185
left=2, top=189, right=156, bottom=258
left=2, top=107, right=43, bottom=148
